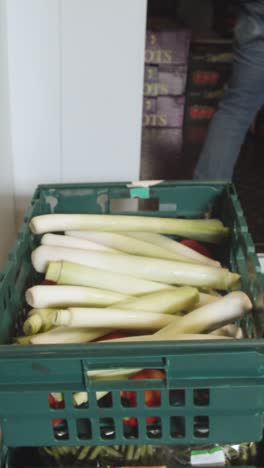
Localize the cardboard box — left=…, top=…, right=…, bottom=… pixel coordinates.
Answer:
left=143, top=96, right=185, bottom=128
left=145, top=29, right=191, bottom=65
left=141, top=128, right=183, bottom=179
left=144, top=64, right=187, bottom=97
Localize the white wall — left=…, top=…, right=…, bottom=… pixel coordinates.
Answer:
left=6, top=0, right=61, bottom=226
left=0, top=0, right=15, bottom=267
left=6, top=0, right=147, bottom=225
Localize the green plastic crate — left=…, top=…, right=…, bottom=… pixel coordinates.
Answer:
left=0, top=181, right=264, bottom=450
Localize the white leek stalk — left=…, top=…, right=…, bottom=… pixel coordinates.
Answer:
left=73, top=391, right=107, bottom=406
left=46, top=261, right=171, bottom=295
left=98, top=333, right=233, bottom=343
left=30, top=214, right=229, bottom=244
left=73, top=367, right=143, bottom=407
left=196, top=292, right=220, bottom=308
left=115, top=287, right=199, bottom=315
left=25, top=284, right=129, bottom=308
left=23, top=308, right=55, bottom=335
left=41, top=233, right=118, bottom=253
left=45, top=265, right=198, bottom=314
left=157, top=291, right=252, bottom=337
left=65, top=230, right=195, bottom=263
left=33, top=246, right=240, bottom=290
left=210, top=324, right=240, bottom=338
left=235, top=328, right=244, bottom=339
left=14, top=335, right=32, bottom=344
left=53, top=307, right=175, bottom=330
left=87, top=368, right=142, bottom=380
left=29, top=326, right=110, bottom=344
left=124, top=232, right=220, bottom=267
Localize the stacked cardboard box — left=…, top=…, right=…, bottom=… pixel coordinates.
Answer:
left=140, top=26, right=191, bottom=179
left=183, top=39, right=233, bottom=157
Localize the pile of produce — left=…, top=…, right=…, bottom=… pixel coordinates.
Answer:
left=15, top=213, right=249, bottom=346
left=10, top=213, right=256, bottom=466
left=38, top=442, right=258, bottom=467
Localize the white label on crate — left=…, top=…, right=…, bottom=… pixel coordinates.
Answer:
left=191, top=447, right=225, bottom=466
left=127, top=180, right=164, bottom=188
left=257, top=254, right=264, bottom=274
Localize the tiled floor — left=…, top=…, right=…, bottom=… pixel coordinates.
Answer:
left=140, top=132, right=264, bottom=247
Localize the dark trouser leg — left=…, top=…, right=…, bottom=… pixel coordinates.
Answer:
left=193, top=8, right=264, bottom=180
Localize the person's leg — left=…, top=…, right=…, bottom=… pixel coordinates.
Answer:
left=194, top=7, right=264, bottom=180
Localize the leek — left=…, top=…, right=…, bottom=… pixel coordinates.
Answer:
left=30, top=214, right=229, bottom=244
left=210, top=324, right=240, bottom=338
left=29, top=326, right=110, bottom=344
left=33, top=246, right=240, bottom=290
left=87, top=368, right=142, bottom=380
left=53, top=307, right=175, bottom=330
left=196, top=292, right=220, bottom=308
left=14, top=335, right=32, bottom=344
left=23, top=308, right=55, bottom=335
left=46, top=261, right=171, bottom=295
left=116, top=287, right=199, bottom=315
left=65, top=230, right=196, bottom=263
left=124, top=231, right=220, bottom=267
left=41, top=233, right=118, bottom=253
left=157, top=291, right=252, bottom=337
left=25, top=284, right=129, bottom=308
left=98, top=333, right=233, bottom=343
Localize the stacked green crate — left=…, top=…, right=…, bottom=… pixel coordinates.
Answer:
left=0, top=181, right=264, bottom=467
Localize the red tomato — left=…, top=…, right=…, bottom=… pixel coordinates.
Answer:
left=48, top=393, right=64, bottom=428
left=93, top=331, right=131, bottom=342
left=52, top=418, right=64, bottom=427
left=121, top=369, right=165, bottom=408
left=131, top=369, right=165, bottom=381
left=123, top=415, right=159, bottom=426
left=121, top=370, right=165, bottom=427
left=208, top=107, right=216, bottom=119
left=203, top=107, right=210, bottom=119
left=42, top=279, right=56, bottom=285
left=48, top=393, right=64, bottom=409
left=193, top=71, right=202, bottom=85
left=201, top=107, right=206, bottom=119
left=210, top=72, right=219, bottom=85
left=201, top=72, right=208, bottom=85
left=180, top=239, right=213, bottom=259
left=123, top=416, right=138, bottom=427
left=190, top=106, right=199, bottom=119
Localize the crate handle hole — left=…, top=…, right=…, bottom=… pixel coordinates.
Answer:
left=76, top=418, right=92, bottom=440
left=123, top=417, right=138, bottom=439
left=72, top=391, right=88, bottom=408
left=110, top=198, right=159, bottom=213
left=52, top=419, right=69, bottom=440
left=146, top=416, right=162, bottom=439
left=170, top=416, right=185, bottom=438
left=194, top=416, right=209, bottom=438
left=193, top=388, right=210, bottom=406
left=169, top=389, right=185, bottom=406
left=100, top=417, right=115, bottom=440
left=48, top=392, right=65, bottom=410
